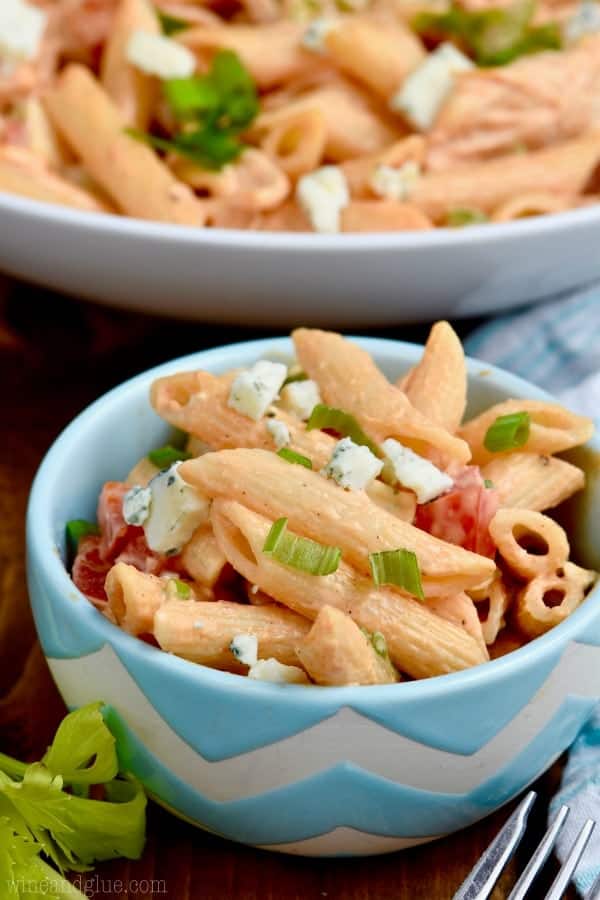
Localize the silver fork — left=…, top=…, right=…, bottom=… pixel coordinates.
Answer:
left=452, top=791, right=596, bottom=900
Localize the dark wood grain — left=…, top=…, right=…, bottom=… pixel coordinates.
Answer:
left=0, top=281, right=575, bottom=900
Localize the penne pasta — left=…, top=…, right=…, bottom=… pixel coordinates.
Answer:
left=468, top=575, right=512, bottom=645
left=153, top=598, right=310, bottom=671
left=105, top=562, right=169, bottom=635
left=258, top=107, right=327, bottom=178
left=293, top=328, right=471, bottom=464
left=181, top=524, right=228, bottom=587
left=424, top=592, right=489, bottom=659
left=458, top=398, right=595, bottom=466
left=491, top=192, right=574, bottom=223
left=489, top=508, right=570, bottom=579
left=295, top=605, right=400, bottom=685
left=150, top=368, right=416, bottom=520
left=44, top=65, right=209, bottom=225
left=100, top=0, right=160, bottom=130
left=210, top=498, right=489, bottom=676
left=341, top=200, right=433, bottom=231
left=341, top=135, right=426, bottom=198
left=400, top=321, right=467, bottom=433
left=126, top=455, right=160, bottom=487
left=514, top=561, right=596, bottom=638
left=182, top=448, right=496, bottom=595
left=482, top=452, right=585, bottom=511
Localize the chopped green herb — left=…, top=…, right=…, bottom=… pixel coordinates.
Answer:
left=263, top=517, right=341, bottom=576
left=127, top=50, right=259, bottom=170
left=371, top=631, right=388, bottom=657
left=167, top=577, right=192, bottom=600
left=147, top=444, right=191, bottom=468
left=413, top=0, right=561, bottom=66
left=157, top=10, right=189, bottom=35
left=282, top=368, right=308, bottom=386
left=65, top=520, right=100, bottom=557
left=277, top=448, right=313, bottom=469
left=484, top=478, right=494, bottom=489
left=447, top=207, right=488, bottom=227
left=484, top=411, right=531, bottom=452
left=368, top=548, right=425, bottom=600
left=306, top=404, right=381, bottom=458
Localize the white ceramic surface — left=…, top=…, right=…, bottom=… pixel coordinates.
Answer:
left=2, top=191, right=600, bottom=325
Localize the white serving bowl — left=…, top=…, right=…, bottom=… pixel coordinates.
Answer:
left=2, top=192, right=600, bottom=324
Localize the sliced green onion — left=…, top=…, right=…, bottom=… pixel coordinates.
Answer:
left=282, top=369, right=308, bottom=386
left=371, top=631, right=388, bottom=657
left=157, top=10, right=189, bottom=35
left=66, top=519, right=100, bottom=556
left=306, top=404, right=381, bottom=457
left=277, top=448, right=313, bottom=469
left=147, top=444, right=191, bottom=468
left=484, top=412, right=531, bottom=452
left=447, top=208, right=488, bottom=227
left=167, top=578, right=192, bottom=600
left=263, top=517, right=341, bottom=576
left=484, top=478, right=494, bottom=489
left=368, top=548, right=425, bottom=600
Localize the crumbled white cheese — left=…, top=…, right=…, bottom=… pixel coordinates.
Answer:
left=248, top=658, right=310, bottom=684
left=370, top=161, right=421, bottom=201
left=296, top=166, right=350, bottom=234
left=0, top=0, right=47, bottom=63
left=126, top=31, right=196, bottom=80
left=565, top=1, right=600, bottom=42
left=322, top=437, right=383, bottom=491
left=381, top=438, right=453, bottom=504
left=265, top=417, right=291, bottom=449
left=278, top=379, right=321, bottom=421
left=302, top=17, right=337, bottom=52
left=122, top=484, right=152, bottom=527
left=390, top=43, right=473, bottom=131
left=230, top=634, right=259, bottom=667
left=143, top=462, right=209, bottom=555
left=228, top=360, right=287, bottom=421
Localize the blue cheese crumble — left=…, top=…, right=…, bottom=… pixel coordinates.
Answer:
left=265, top=418, right=291, bottom=449
left=322, top=437, right=383, bottom=490
left=381, top=438, right=453, bottom=504
left=248, top=658, right=309, bottom=684
left=143, top=462, right=209, bottom=555
left=0, top=0, right=47, bottom=63
left=126, top=31, right=196, bottom=80
left=370, top=161, right=421, bottom=201
left=122, top=484, right=152, bottom=526
left=279, top=379, right=321, bottom=421
left=296, top=166, right=350, bottom=234
left=230, top=633, right=259, bottom=666
left=390, top=43, right=473, bottom=131
left=228, top=360, right=287, bottom=421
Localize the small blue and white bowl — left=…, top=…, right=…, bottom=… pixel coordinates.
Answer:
left=26, top=337, right=600, bottom=857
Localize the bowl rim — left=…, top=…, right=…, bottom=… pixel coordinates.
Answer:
left=3, top=189, right=600, bottom=252
left=27, top=334, right=600, bottom=705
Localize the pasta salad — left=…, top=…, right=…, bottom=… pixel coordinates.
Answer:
left=66, top=325, right=597, bottom=686
left=2, top=0, right=600, bottom=232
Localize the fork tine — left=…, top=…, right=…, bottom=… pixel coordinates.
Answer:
left=506, top=805, right=570, bottom=900
left=587, top=870, right=600, bottom=898
left=544, top=818, right=596, bottom=900
left=452, top=791, right=537, bottom=900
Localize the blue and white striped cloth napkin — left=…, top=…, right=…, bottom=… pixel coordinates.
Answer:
left=464, top=286, right=600, bottom=896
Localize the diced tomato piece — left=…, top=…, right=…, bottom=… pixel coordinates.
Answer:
left=97, top=481, right=143, bottom=561
left=414, top=465, right=499, bottom=558
left=72, top=535, right=111, bottom=603
left=115, top=533, right=170, bottom=575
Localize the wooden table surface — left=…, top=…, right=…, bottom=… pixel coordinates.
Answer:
left=0, top=280, right=575, bottom=900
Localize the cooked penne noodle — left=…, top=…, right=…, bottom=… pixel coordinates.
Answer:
left=482, top=453, right=585, bottom=511
left=44, top=65, right=209, bottom=225
left=258, top=107, right=327, bottom=178
left=21, top=98, right=70, bottom=169
left=491, top=193, right=574, bottom=223
left=150, top=368, right=416, bottom=520
left=341, top=200, right=433, bottom=232
left=295, top=605, right=399, bottom=685
left=210, top=498, right=489, bottom=676
left=324, top=18, right=425, bottom=100
left=458, top=398, right=595, bottom=466
left=400, top=321, right=467, bottom=434
left=153, top=598, right=311, bottom=670
left=105, top=562, right=168, bottom=635
left=293, top=328, right=471, bottom=463
left=468, top=575, right=512, bottom=645
left=514, top=561, right=596, bottom=638
left=489, top=508, right=570, bottom=579
left=412, top=135, right=600, bottom=222
left=0, top=145, right=110, bottom=213
left=181, top=524, right=228, bottom=587
left=126, top=455, right=160, bottom=487
left=424, top=593, right=489, bottom=659
left=183, top=449, right=496, bottom=594
left=100, top=0, right=160, bottom=130
left=341, top=135, right=426, bottom=198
